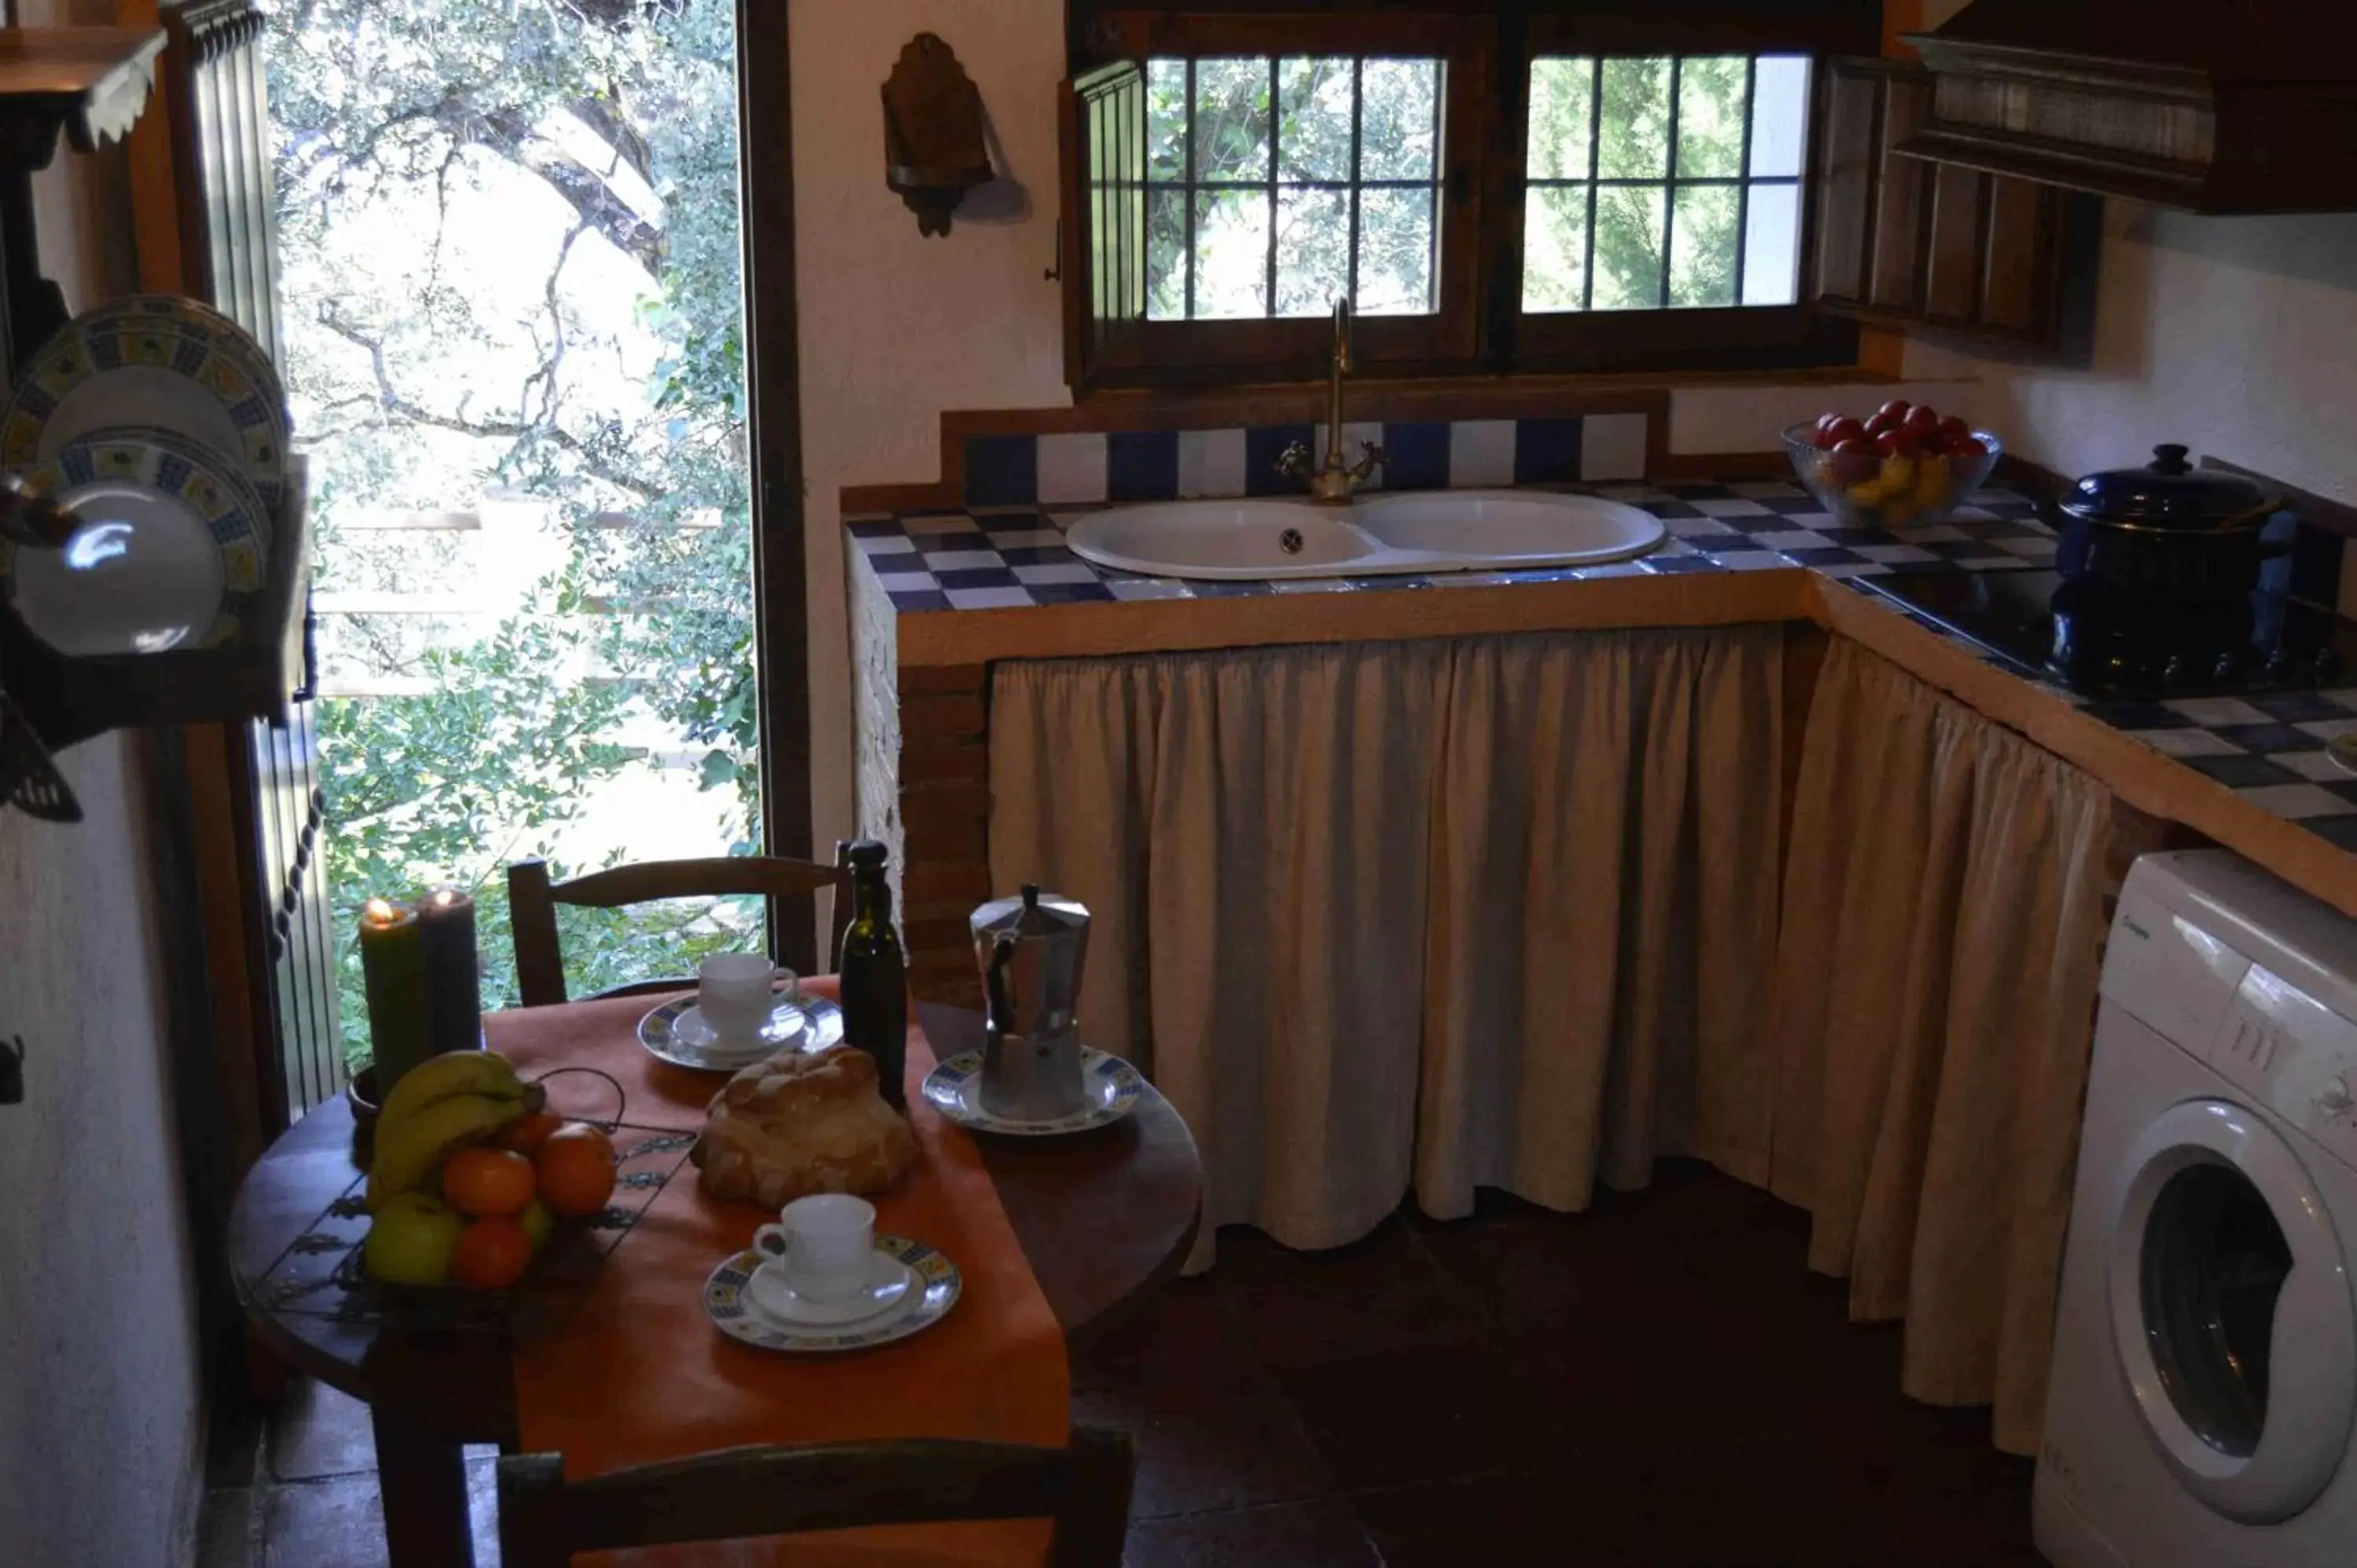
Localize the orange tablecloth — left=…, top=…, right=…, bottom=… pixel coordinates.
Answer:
left=490, top=978, right=1069, bottom=1566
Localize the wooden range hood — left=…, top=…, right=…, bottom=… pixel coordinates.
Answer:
left=1900, top=1, right=2357, bottom=213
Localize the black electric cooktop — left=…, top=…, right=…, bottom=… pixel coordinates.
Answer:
left=1865, top=570, right=2357, bottom=702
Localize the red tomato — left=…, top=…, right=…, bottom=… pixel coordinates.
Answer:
left=1822, top=416, right=1867, bottom=449
left=1863, top=411, right=1902, bottom=439
left=1830, top=436, right=1879, bottom=482
left=1874, top=430, right=1913, bottom=459
left=1937, top=415, right=1971, bottom=441
left=1875, top=399, right=1912, bottom=423
left=1902, top=405, right=1943, bottom=440
left=1945, top=434, right=1989, bottom=460
left=1815, top=412, right=1842, bottom=433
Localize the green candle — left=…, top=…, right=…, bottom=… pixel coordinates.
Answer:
left=359, top=897, right=431, bottom=1094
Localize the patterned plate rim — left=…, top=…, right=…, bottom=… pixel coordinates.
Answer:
left=2, top=427, right=274, bottom=649
left=636, top=991, right=845, bottom=1072
left=5, top=306, right=291, bottom=502
left=920, top=1046, right=1144, bottom=1138
left=703, top=1236, right=960, bottom=1354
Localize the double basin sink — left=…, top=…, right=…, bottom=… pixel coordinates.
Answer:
left=1064, top=490, right=1667, bottom=582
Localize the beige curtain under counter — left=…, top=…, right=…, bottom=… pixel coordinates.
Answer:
left=1767, top=638, right=2117, bottom=1456
left=990, top=628, right=1786, bottom=1254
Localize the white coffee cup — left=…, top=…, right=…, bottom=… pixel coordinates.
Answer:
left=752, top=1193, right=875, bottom=1304
left=698, top=954, right=794, bottom=1042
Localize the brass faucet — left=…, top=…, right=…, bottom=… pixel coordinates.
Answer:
left=1275, top=298, right=1386, bottom=504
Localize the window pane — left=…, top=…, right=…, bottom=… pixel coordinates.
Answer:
left=1193, top=189, right=1270, bottom=317
left=1358, top=59, right=1439, bottom=181
left=1749, top=56, right=1812, bottom=178
left=1193, top=57, right=1270, bottom=185
left=1276, top=187, right=1351, bottom=315
left=1670, top=184, right=1739, bottom=306
left=1277, top=57, right=1354, bottom=181
left=1596, top=57, right=1672, bottom=180
left=1522, top=185, right=1590, bottom=312
left=1148, top=59, right=1189, bottom=183
left=1590, top=183, right=1667, bottom=309
left=1675, top=56, right=1748, bottom=179
left=1527, top=57, right=1596, bottom=181
left=1742, top=182, right=1802, bottom=305
left=1356, top=186, right=1434, bottom=313
left=1148, top=187, right=1189, bottom=320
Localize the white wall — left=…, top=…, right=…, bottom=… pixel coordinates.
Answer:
left=0, top=731, right=200, bottom=1568
left=1928, top=203, right=2357, bottom=498
left=790, top=0, right=1070, bottom=857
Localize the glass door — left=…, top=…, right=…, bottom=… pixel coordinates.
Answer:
left=267, top=0, right=768, bottom=1065
left=2108, top=1098, right=2357, bottom=1523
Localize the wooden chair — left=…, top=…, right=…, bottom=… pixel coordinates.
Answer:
left=496, top=1428, right=1136, bottom=1568
left=507, top=846, right=854, bottom=1007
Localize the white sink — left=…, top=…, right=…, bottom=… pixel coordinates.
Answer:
left=1065, top=490, right=1666, bottom=582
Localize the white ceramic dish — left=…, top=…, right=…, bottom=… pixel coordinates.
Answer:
left=747, top=1250, right=917, bottom=1328
left=636, top=990, right=843, bottom=1072
left=2, top=426, right=273, bottom=654
left=705, top=1236, right=959, bottom=1354
left=920, top=1046, right=1144, bottom=1137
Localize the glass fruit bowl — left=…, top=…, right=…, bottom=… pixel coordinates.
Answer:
left=1783, top=420, right=2003, bottom=531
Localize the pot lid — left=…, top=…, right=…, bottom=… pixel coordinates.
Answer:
left=971, top=883, right=1089, bottom=943
left=2063, top=445, right=2275, bottom=529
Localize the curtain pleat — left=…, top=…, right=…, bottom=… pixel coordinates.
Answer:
left=1765, top=639, right=2113, bottom=1456
left=989, top=629, right=1782, bottom=1255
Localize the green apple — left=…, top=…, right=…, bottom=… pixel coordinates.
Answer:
left=364, top=1192, right=464, bottom=1286
left=515, top=1198, right=554, bottom=1255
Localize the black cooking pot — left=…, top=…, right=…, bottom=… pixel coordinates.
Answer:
left=2052, top=444, right=2284, bottom=606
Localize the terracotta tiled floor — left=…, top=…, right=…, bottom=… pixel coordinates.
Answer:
left=195, top=1162, right=2047, bottom=1566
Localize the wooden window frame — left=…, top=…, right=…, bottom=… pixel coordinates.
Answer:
left=1087, top=11, right=1488, bottom=384
left=1068, top=2, right=1884, bottom=390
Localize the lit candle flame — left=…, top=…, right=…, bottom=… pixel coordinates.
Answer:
left=363, top=897, right=400, bottom=925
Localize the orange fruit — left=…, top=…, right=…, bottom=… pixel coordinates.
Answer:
left=451, top=1217, right=533, bottom=1291
left=495, top=1112, right=564, bottom=1156
left=442, top=1147, right=537, bottom=1218
left=534, top=1124, right=618, bottom=1218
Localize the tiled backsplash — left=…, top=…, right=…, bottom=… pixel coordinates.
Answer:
left=962, top=412, right=1651, bottom=508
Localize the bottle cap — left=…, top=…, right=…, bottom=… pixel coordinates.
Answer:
left=846, top=839, right=889, bottom=869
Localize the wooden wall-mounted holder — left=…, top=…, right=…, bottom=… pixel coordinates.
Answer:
left=882, top=33, right=993, bottom=237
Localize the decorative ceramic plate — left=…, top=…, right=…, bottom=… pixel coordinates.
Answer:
left=636, top=991, right=843, bottom=1072
left=2, top=426, right=272, bottom=654
left=705, top=1236, right=960, bottom=1354
left=2, top=296, right=291, bottom=511
left=921, top=1046, right=1144, bottom=1137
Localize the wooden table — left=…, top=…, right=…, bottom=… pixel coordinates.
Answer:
left=228, top=1002, right=1203, bottom=1568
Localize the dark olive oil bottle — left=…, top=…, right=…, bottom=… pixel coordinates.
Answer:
left=838, top=839, right=908, bottom=1108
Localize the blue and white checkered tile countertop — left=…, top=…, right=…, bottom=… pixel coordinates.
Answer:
left=846, top=479, right=2056, bottom=614
left=850, top=478, right=2357, bottom=860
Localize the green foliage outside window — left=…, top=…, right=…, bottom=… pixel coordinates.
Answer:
left=270, top=0, right=764, bottom=1066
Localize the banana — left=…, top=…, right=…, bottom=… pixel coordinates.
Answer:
left=376, top=1050, right=525, bottom=1128
left=366, top=1089, right=531, bottom=1211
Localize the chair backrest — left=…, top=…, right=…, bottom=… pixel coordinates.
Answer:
left=496, top=1429, right=1135, bottom=1568
left=508, top=844, right=854, bottom=1007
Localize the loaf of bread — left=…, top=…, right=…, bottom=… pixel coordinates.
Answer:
left=691, top=1044, right=918, bottom=1208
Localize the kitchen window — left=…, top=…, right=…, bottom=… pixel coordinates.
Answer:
left=1063, top=5, right=1879, bottom=388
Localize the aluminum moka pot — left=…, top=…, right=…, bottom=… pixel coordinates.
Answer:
left=970, top=884, right=1090, bottom=1121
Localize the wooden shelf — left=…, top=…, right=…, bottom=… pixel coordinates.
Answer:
left=0, top=27, right=167, bottom=163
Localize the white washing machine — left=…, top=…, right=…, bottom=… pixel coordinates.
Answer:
left=2038, top=849, right=2357, bottom=1567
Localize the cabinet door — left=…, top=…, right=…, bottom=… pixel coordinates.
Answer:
left=1812, top=56, right=2097, bottom=352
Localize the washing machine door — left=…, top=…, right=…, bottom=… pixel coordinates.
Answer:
left=2107, top=1097, right=2357, bottom=1522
